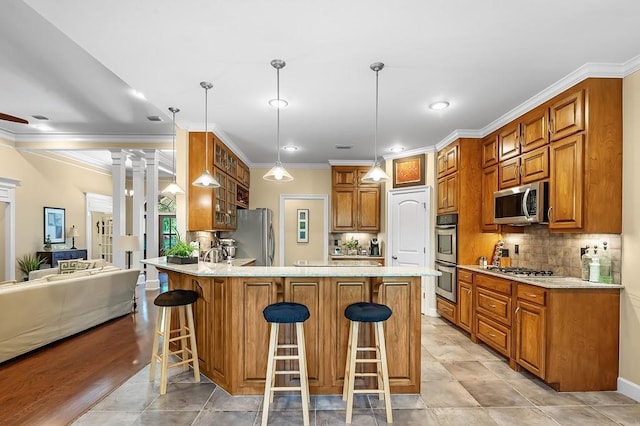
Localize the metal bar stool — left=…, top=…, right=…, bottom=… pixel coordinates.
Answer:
left=261, top=302, right=311, bottom=426
left=343, top=302, right=393, bottom=424
left=149, top=289, right=200, bottom=395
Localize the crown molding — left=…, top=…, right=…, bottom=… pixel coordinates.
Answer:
left=435, top=129, right=485, bottom=151
left=623, top=54, right=640, bottom=76
left=382, top=145, right=436, bottom=161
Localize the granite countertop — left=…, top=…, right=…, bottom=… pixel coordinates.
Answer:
left=330, top=254, right=385, bottom=260
left=142, top=257, right=439, bottom=278
left=458, top=265, right=624, bottom=289
left=294, top=260, right=383, bottom=267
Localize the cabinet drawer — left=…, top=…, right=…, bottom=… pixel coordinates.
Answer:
left=475, top=273, right=512, bottom=295
left=517, top=284, right=547, bottom=306
left=458, top=269, right=473, bottom=283
left=436, top=297, right=457, bottom=324
left=477, top=288, right=511, bottom=325
left=477, top=315, right=511, bottom=357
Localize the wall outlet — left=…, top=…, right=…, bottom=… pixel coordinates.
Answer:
left=514, top=244, right=519, bottom=255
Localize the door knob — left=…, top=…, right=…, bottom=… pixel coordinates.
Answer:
left=392, top=255, right=398, bottom=260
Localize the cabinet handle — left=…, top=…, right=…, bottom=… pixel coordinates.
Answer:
left=525, top=293, right=537, bottom=298
left=466, top=288, right=472, bottom=294
left=549, top=117, right=555, bottom=135
left=488, top=332, right=496, bottom=338
left=547, top=206, right=553, bottom=222
left=515, top=306, right=520, bottom=314
left=489, top=304, right=497, bottom=308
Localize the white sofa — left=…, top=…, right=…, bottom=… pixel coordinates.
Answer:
left=0, top=267, right=140, bottom=363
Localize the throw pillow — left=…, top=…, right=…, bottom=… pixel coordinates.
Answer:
left=75, top=260, right=95, bottom=271
left=58, top=259, right=81, bottom=274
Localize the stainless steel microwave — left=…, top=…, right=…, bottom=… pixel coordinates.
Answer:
left=493, top=182, right=548, bottom=225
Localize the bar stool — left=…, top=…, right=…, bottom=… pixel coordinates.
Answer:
left=343, top=302, right=393, bottom=424
left=261, top=302, right=311, bottom=426
left=149, top=289, right=200, bottom=395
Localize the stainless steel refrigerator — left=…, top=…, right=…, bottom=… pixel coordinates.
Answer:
left=220, top=208, right=274, bottom=266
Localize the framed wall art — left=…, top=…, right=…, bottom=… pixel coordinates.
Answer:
left=297, top=209, right=309, bottom=243
left=393, top=154, right=425, bottom=188
left=44, top=206, right=66, bottom=244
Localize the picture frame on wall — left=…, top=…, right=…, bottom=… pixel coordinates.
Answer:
left=44, top=206, right=66, bottom=244
left=393, top=154, right=426, bottom=188
left=297, top=209, right=309, bottom=243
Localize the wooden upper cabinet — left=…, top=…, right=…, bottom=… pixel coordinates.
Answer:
left=498, top=157, right=520, bottom=189
left=331, top=166, right=381, bottom=232
left=549, top=89, right=584, bottom=142
left=188, top=132, right=214, bottom=231
left=481, top=165, right=499, bottom=231
left=437, top=173, right=458, bottom=214
left=549, top=134, right=584, bottom=230
left=520, top=106, right=549, bottom=152
left=498, top=122, right=521, bottom=162
left=520, top=146, right=549, bottom=184
left=437, top=142, right=459, bottom=178
left=482, top=134, right=499, bottom=168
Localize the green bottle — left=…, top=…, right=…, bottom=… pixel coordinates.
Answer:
left=599, top=242, right=612, bottom=284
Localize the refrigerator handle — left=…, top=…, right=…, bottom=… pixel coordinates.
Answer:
left=268, top=225, right=275, bottom=265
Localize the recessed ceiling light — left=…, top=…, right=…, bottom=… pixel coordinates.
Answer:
left=269, top=98, right=288, bottom=108
left=30, top=123, right=53, bottom=131
left=31, top=115, right=49, bottom=120
left=282, top=145, right=298, bottom=152
left=389, top=146, right=405, bottom=153
left=429, top=101, right=450, bottom=110
left=132, top=90, right=146, bottom=100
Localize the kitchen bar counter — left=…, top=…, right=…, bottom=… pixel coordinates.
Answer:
left=142, top=257, right=438, bottom=396
left=293, top=259, right=383, bottom=267
left=458, top=265, right=624, bottom=289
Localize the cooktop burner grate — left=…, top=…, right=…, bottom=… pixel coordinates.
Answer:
left=488, top=266, right=555, bottom=276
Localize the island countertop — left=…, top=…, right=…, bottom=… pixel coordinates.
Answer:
left=142, top=257, right=440, bottom=277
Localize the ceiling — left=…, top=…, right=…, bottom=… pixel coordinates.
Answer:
left=2, top=1, right=640, bottom=173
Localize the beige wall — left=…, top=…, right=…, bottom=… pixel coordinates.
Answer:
left=621, top=70, right=640, bottom=388
left=0, top=141, right=112, bottom=279
left=284, top=199, right=325, bottom=265
left=250, top=167, right=331, bottom=265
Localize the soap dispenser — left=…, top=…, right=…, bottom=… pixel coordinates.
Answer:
left=581, top=245, right=592, bottom=281
left=599, top=242, right=612, bottom=284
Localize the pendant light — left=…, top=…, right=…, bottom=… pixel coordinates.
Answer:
left=192, top=81, right=220, bottom=188
left=161, top=107, right=185, bottom=195
left=361, top=62, right=391, bottom=184
left=263, top=59, right=293, bottom=182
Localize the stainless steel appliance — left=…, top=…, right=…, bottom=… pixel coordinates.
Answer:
left=435, top=213, right=458, bottom=303
left=220, top=208, right=275, bottom=266
left=486, top=266, right=557, bottom=277
left=370, top=238, right=380, bottom=256
left=219, top=238, right=237, bottom=259
left=493, top=181, right=549, bottom=225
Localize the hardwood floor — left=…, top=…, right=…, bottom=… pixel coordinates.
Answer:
left=0, top=285, right=160, bottom=426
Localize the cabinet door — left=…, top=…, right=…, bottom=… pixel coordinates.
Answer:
left=333, top=167, right=357, bottom=187
left=437, top=143, right=458, bottom=178
left=357, top=187, right=380, bottom=231
left=481, top=165, right=499, bottom=232
left=521, top=106, right=549, bottom=152
left=188, top=132, right=214, bottom=230
left=520, top=145, right=549, bottom=184
left=515, top=299, right=546, bottom=378
left=213, top=169, right=228, bottom=229
left=549, top=134, right=584, bottom=230
left=191, top=278, right=212, bottom=373
left=437, top=173, right=458, bottom=213
left=210, top=277, right=229, bottom=385
left=285, top=278, right=326, bottom=386
left=332, top=189, right=357, bottom=231
left=498, top=122, right=521, bottom=161
left=549, top=89, right=584, bottom=142
left=436, top=296, right=457, bottom=323
left=331, top=278, right=370, bottom=387
left=374, top=277, right=420, bottom=388
left=458, top=280, right=473, bottom=333
left=499, top=157, right=521, bottom=189
left=482, top=135, right=499, bottom=167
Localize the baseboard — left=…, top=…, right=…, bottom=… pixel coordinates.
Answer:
left=618, top=377, right=640, bottom=402
left=145, top=279, right=160, bottom=291
left=426, top=308, right=440, bottom=318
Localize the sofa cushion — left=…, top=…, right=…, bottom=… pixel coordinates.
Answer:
left=58, top=259, right=82, bottom=274
left=46, top=270, right=92, bottom=281
left=0, top=280, right=18, bottom=288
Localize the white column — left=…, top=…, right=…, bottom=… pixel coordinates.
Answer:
left=110, top=150, right=127, bottom=268
left=144, top=149, right=160, bottom=290
left=0, top=177, right=20, bottom=281
left=132, top=155, right=145, bottom=272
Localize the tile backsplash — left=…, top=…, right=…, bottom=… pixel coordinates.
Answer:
left=501, top=225, right=621, bottom=283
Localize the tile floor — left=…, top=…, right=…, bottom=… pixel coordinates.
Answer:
left=74, top=315, right=640, bottom=425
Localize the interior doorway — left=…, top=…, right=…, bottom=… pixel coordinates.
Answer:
left=85, top=193, right=112, bottom=260
left=279, top=195, right=329, bottom=266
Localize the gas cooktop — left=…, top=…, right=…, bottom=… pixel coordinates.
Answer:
left=486, top=266, right=556, bottom=277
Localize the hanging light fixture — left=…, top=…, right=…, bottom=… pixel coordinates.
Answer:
left=161, top=107, right=185, bottom=195
left=362, top=62, right=391, bottom=184
left=263, top=59, right=293, bottom=182
left=192, top=81, right=220, bottom=188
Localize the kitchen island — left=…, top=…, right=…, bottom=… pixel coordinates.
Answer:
left=142, top=257, right=440, bottom=395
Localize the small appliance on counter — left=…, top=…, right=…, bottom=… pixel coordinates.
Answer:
left=370, top=238, right=380, bottom=256
left=219, top=238, right=237, bottom=260
left=333, top=246, right=343, bottom=255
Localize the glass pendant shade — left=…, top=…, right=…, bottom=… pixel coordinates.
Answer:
left=161, top=106, right=185, bottom=195
left=263, top=59, right=293, bottom=182
left=361, top=162, right=390, bottom=183
left=192, top=81, right=220, bottom=188
left=362, top=62, right=391, bottom=184
left=263, top=161, right=293, bottom=182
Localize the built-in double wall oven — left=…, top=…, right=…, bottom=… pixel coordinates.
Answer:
left=435, top=213, right=457, bottom=304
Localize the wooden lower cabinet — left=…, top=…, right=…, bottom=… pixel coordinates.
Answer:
left=514, top=298, right=546, bottom=378
left=436, top=296, right=457, bottom=324
left=457, top=272, right=473, bottom=334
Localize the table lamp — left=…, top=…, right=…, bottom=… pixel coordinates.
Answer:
left=69, top=225, right=80, bottom=249
left=118, top=235, right=140, bottom=269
